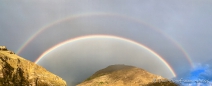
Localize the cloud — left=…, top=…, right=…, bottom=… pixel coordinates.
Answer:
left=175, top=63, right=212, bottom=85
left=187, top=63, right=211, bottom=80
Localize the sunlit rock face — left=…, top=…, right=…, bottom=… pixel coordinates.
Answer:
left=77, top=64, right=179, bottom=86
left=0, top=47, right=66, bottom=86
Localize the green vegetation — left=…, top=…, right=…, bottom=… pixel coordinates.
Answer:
left=95, top=81, right=108, bottom=86
left=85, top=73, right=108, bottom=81
left=144, top=81, right=180, bottom=86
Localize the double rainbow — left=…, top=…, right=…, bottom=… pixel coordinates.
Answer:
left=16, top=12, right=193, bottom=78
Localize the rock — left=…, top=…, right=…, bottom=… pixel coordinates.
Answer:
left=0, top=47, right=67, bottom=86
left=77, top=64, right=179, bottom=86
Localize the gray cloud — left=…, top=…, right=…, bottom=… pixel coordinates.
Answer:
left=0, top=0, right=211, bottom=85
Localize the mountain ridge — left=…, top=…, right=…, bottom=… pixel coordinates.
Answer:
left=0, top=46, right=67, bottom=86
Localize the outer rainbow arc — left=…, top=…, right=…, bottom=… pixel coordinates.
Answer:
left=162, top=34, right=193, bottom=67
left=120, top=15, right=194, bottom=68
left=35, top=35, right=177, bottom=77
left=16, top=12, right=193, bottom=68
left=16, top=12, right=104, bottom=55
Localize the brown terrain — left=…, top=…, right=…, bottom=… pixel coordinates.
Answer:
left=77, top=64, right=179, bottom=86
left=0, top=46, right=179, bottom=86
left=0, top=46, right=67, bottom=86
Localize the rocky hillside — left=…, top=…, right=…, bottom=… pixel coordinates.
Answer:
left=0, top=46, right=67, bottom=86
left=77, top=64, right=179, bottom=86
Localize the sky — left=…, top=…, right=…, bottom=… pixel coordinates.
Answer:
left=0, top=0, right=212, bottom=85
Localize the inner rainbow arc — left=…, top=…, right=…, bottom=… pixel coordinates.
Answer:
left=35, top=35, right=177, bottom=77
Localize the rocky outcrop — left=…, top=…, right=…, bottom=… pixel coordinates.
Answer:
left=77, top=64, right=178, bottom=86
left=0, top=47, right=66, bottom=86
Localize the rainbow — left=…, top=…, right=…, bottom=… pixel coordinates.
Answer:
left=15, top=12, right=193, bottom=67
left=35, top=35, right=177, bottom=77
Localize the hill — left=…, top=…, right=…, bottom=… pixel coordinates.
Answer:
left=0, top=46, right=67, bottom=86
left=77, top=64, right=179, bottom=86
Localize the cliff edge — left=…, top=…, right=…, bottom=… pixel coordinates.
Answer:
left=0, top=46, right=67, bottom=86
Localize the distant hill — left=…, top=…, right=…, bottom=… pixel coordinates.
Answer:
left=77, top=64, right=179, bottom=86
